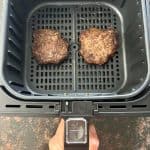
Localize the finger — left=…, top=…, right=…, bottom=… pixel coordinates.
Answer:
left=49, top=119, right=65, bottom=150
left=89, top=125, right=97, bottom=135
left=89, top=139, right=99, bottom=150
left=55, top=118, right=65, bottom=136
left=89, top=138, right=99, bottom=150
left=89, top=125, right=99, bottom=150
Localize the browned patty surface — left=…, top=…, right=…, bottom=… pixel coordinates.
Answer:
left=32, top=29, right=69, bottom=64
left=79, top=28, right=119, bottom=65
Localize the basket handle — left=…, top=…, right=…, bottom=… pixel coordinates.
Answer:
left=65, top=117, right=89, bottom=150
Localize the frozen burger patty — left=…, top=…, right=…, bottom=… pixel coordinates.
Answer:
left=32, top=29, right=69, bottom=64
left=79, top=28, right=119, bottom=65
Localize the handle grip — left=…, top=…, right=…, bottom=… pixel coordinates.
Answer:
left=64, top=118, right=89, bottom=150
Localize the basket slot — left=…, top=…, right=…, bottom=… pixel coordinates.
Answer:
left=10, top=2, right=23, bottom=25
left=19, top=91, right=32, bottom=95
left=7, top=71, right=22, bottom=85
left=9, top=81, right=24, bottom=87
left=9, top=14, right=22, bottom=32
left=8, top=40, right=22, bottom=59
left=8, top=37, right=22, bottom=52
left=7, top=54, right=21, bottom=70
left=7, top=62, right=21, bottom=73
left=8, top=49, right=22, bottom=62
left=9, top=25, right=22, bottom=40
left=9, top=81, right=25, bottom=92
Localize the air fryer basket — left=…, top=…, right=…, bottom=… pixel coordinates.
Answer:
left=0, top=0, right=149, bottom=100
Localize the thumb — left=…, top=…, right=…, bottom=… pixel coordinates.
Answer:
left=55, top=119, right=65, bottom=138
left=89, top=125, right=100, bottom=150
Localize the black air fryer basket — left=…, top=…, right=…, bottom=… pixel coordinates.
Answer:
left=0, top=0, right=150, bottom=115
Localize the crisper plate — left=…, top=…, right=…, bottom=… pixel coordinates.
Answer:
left=25, top=3, right=124, bottom=95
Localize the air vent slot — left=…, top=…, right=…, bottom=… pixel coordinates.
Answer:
left=49, top=105, right=55, bottom=109
left=132, top=105, right=147, bottom=108
left=110, top=105, right=126, bottom=108
left=26, top=105, right=43, bottom=108
left=6, top=105, right=20, bottom=108
left=98, top=105, right=103, bottom=109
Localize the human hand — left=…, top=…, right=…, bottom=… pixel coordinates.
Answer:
left=49, top=119, right=99, bottom=150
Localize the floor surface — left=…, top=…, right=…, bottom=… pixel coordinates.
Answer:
left=0, top=117, right=150, bottom=150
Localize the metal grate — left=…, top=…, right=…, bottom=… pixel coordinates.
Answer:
left=26, top=4, right=124, bottom=94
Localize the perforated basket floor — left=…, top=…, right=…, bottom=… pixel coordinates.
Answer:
left=25, top=3, right=124, bottom=95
